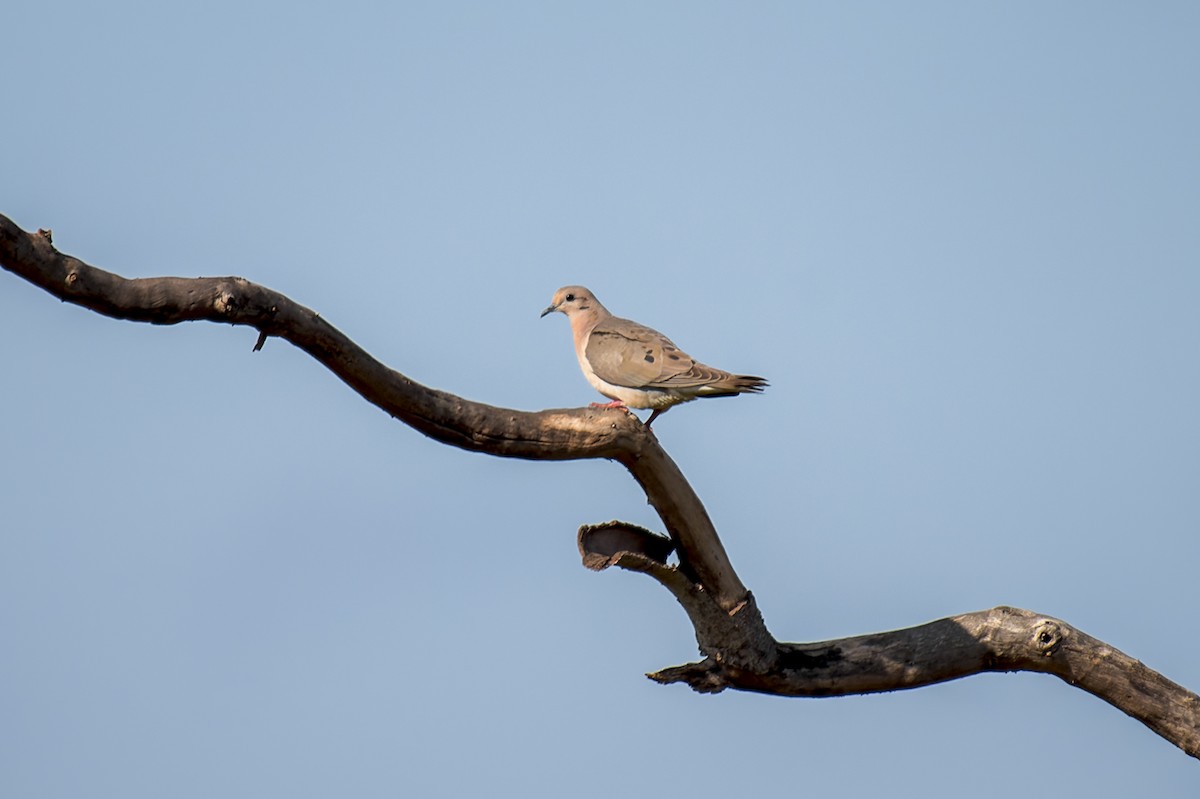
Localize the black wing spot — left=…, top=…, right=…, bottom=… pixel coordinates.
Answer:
left=643, top=353, right=655, bottom=363
left=668, top=354, right=681, bottom=360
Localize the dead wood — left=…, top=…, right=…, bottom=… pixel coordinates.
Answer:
left=3, top=213, right=1196, bottom=758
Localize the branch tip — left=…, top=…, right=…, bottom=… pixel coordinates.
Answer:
left=577, top=521, right=674, bottom=571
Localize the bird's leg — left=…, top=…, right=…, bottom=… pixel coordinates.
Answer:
left=644, top=407, right=670, bottom=428
left=589, top=399, right=639, bottom=423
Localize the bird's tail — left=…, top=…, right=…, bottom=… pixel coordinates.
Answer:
left=702, top=374, right=768, bottom=397
left=731, top=374, right=768, bottom=394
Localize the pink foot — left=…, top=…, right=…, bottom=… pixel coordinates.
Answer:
left=589, top=400, right=627, bottom=409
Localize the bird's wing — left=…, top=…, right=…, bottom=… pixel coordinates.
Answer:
left=586, top=316, right=727, bottom=390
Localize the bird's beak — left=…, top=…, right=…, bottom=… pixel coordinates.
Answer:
left=539, top=303, right=558, bottom=318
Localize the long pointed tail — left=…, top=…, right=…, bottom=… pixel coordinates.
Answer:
left=701, top=374, right=768, bottom=398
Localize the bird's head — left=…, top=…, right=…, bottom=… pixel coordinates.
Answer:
left=540, top=286, right=598, bottom=319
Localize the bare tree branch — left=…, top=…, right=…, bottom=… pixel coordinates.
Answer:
left=3, top=212, right=1197, bottom=759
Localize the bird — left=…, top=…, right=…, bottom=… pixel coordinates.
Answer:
left=540, top=285, right=767, bottom=427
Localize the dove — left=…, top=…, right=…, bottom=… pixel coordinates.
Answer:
left=540, top=285, right=767, bottom=427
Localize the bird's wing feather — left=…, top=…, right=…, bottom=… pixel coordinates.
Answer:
left=587, top=317, right=728, bottom=390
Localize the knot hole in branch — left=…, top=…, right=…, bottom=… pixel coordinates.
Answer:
left=1033, top=619, right=1065, bottom=656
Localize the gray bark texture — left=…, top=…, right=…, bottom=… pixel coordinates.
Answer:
left=2, top=212, right=1197, bottom=759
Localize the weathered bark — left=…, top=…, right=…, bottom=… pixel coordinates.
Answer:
left=2, top=212, right=1197, bottom=759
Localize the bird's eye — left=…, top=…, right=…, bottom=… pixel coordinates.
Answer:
left=565, top=293, right=576, bottom=302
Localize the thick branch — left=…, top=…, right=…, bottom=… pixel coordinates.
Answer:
left=4, top=213, right=1196, bottom=759
left=677, top=605, right=1200, bottom=758
left=0, top=218, right=606, bottom=458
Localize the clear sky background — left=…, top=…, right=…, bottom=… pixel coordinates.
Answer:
left=3, top=2, right=1198, bottom=796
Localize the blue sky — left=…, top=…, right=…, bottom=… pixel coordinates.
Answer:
left=3, top=2, right=1198, bottom=795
